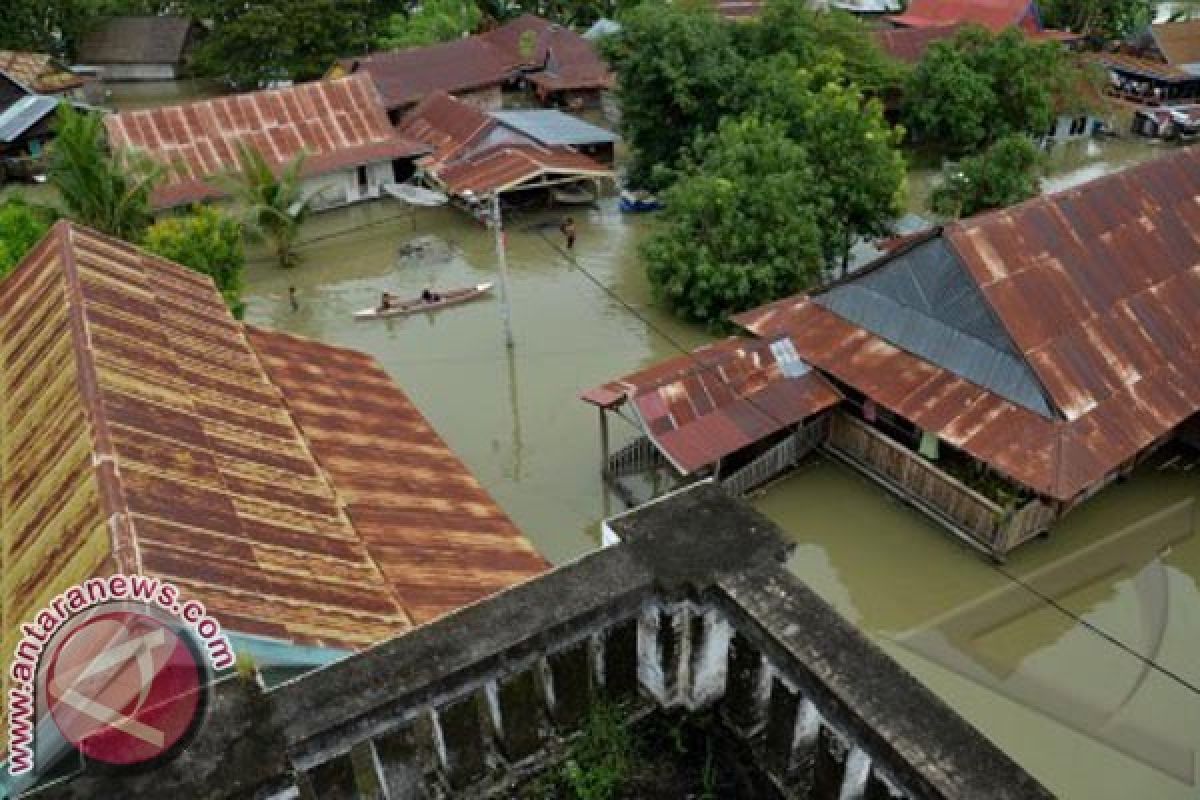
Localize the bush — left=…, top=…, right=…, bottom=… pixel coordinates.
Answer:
left=932, top=134, right=1043, bottom=218
left=0, top=196, right=57, bottom=279
left=144, top=206, right=247, bottom=316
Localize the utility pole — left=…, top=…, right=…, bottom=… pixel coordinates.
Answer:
left=490, top=191, right=515, bottom=349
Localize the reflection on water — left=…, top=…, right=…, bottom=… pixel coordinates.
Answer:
left=758, top=455, right=1200, bottom=800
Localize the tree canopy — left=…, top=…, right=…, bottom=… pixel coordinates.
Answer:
left=144, top=206, right=247, bottom=315
left=1039, top=0, right=1155, bottom=40
left=903, top=26, right=1085, bottom=154
left=0, top=197, right=57, bottom=279
left=47, top=104, right=161, bottom=241
left=641, top=116, right=826, bottom=328
left=375, top=0, right=482, bottom=50
left=931, top=134, right=1043, bottom=218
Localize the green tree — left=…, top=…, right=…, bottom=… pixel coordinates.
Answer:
left=1039, top=0, right=1154, bottom=39
left=187, top=0, right=389, bottom=87
left=904, top=26, right=1081, bottom=154
left=642, top=116, right=826, bottom=328
left=215, top=142, right=312, bottom=268
left=144, top=206, right=246, bottom=315
left=745, top=0, right=903, bottom=94
left=932, top=134, right=1043, bottom=218
left=376, top=0, right=482, bottom=50
left=47, top=104, right=161, bottom=241
left=0, top=197, right=58, bottom=279
left=602, top=4, right=744, bottom=188
left=743, top=57, right=905, bottom=272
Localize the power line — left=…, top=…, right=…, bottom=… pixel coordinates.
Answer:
left=532, top=225, right=1200, bottom=700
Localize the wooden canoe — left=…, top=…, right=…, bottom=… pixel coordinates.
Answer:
left=354, top=283, right=494, bottom=320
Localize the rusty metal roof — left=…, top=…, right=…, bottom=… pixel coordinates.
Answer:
left=582, top=337, right=840, bottom=475
left=0, top=50, right=83, bottom=94
left=399, top=91, right=612, bottom=196
left=105, top=74, right=429, bottom=209
left=341, top=37, right=513, bottom=111
left=873, top=24, right=965, bottom=64
left=0, top=221, right=545, bottom=654
left=1151, top=20, right=1200, bottom=68
left=77, top=15, right=196, bottom=65
left=736, top=146, right=1200, bottom=500
left=247, top=327, right=548, bottom=625
left=1091, top=51, right=1195, bottom=82
left=483, top=15, right=613, bottom=89
left=887, top=0, right=1040, bottom=31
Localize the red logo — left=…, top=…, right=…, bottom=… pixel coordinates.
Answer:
left=43, top=610, right=205, bottom=767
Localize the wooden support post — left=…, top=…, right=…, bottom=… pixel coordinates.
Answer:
left=599, top=408, right=610, bottom=479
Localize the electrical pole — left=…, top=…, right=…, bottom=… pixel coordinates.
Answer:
left=490, top=191, right=515, bottom=349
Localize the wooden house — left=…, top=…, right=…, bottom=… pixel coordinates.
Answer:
left=103, top=74, right=429, bottom=211
left=76, top=16, right=202, bottom=82
left=735, top=147, right=1200, bottom=557
left=1095, top=20, right=1200, bottom=105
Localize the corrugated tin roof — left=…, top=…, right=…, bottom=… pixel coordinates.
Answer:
left=1151, top=20, right=1200, bottom=68
left=400, top=91, right=613, bottom=196
left=1091, top=51, right=1195, bottom=82
left=0, top=94, right=59, bottom=142
left=490, top=109, right=616, bottom=145
left=105, top=74, right=429, bottom=209
left=0, top=51, right=83, bottom=94
left=342, top=37, right=513, bottom=111
left=582, top=336, right=840, bottom=475
left=887, top=0, right=1040, bottom=32
left=873, top=23, right=965, bottom=64
left=248, top=328, right=548, bottom=624
left=77, top=15, right=196, bottom=65
left=814, top=235, right=1055, bottom=418
left=736, top=145, right=1200, bottom=500
left=0, top=221, right=546, bottom=655
left=485, top=15, right=613, bottom=89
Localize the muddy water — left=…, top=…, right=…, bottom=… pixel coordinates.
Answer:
left=242, top=177, right=1200, bottom=799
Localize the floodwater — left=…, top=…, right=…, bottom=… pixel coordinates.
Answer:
left=241, top=141, right=1200, bottom=798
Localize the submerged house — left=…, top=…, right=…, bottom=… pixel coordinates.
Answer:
left=397, top=91, right=614, bottom=209
left=1096, top=20, right=1200, bottom=105
left=333, top=14, right=612, bottom=119
left=734, top=147, right=1200, bottom=557
left=76, top=15, right=202, bottom=82
left=0, top=220, right=548, bottom=686
left=104, top=74, right=429, bottom=211
left=582, top=337, right=840, bottom=505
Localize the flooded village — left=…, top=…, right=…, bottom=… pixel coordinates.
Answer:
left=2, top=1, right=1200, bottom=799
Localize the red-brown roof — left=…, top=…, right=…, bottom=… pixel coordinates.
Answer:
left=398, top=91, right=612, bottom=196
left=1091, top=51, right=1194, bottom=82
left=483, top=14, right=613, bottom=90
left=104, top=74, right=428, bottom=209
left=887, top=0, right=1039, bottom=32
left=0, top=221, right=546, bottom=657
left=582, top=337, right=840, bottom=475
left=873, top=23, right=965, bottom=63
left=340, top=37, right=514, bottom=111
left=736, top=146, right=1200, bottom=501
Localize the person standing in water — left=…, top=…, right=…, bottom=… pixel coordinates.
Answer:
left=288, top=286, right=299, bottom=312
left=560, top=217, right=577, bottom=251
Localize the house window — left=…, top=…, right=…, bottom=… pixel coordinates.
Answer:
left=356, top=165, right=369, bottom=193
left=1069, top=116, right=1088, bottom=136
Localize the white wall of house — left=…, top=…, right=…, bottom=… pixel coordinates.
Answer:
left=99, top=64, right=179, bottom=82
left=304, top=160, right=397, bottom=211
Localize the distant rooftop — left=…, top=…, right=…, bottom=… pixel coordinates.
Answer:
left=0, top=93, right=59, bottom=142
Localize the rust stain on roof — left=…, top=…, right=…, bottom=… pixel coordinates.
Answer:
left=105, top=74, right=429, bottom=209
left=248, top=328, right=548, bottom=624
left=873, top=24, right=965, bottom=64
left=737, top=146, right=1200, bottom=501
left=1, top=221, right=547, bottom=654
left=0, top=50, right=84, bottom=93
left=583, top=337, right=840, bottom=475
left=399, top=91, right=612, bottom=196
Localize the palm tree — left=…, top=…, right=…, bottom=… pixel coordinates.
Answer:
left=215, top=142, right=313, bottom=268
left=47, top=104, right=162, bottom=241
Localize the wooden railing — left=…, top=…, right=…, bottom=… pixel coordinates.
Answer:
left=721, top=417, right=828, bottom=496
left=606, top=435, right=666, bottom=478
left=825, top=413, right=1058, bottom=557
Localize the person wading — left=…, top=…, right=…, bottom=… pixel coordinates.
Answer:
left=560, top=217, right=577, bottom=251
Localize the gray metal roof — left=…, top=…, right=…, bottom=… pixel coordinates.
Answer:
left=489, top=109, right=617, bottom=146
left=0, top=94, right=59, bottom=143
left=815, top=236, right=1056, bottom=419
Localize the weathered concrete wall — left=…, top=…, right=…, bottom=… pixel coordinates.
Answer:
left=29, top=485, right=1050, bottom=800
left=97, top=64, right=179, bottom=82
